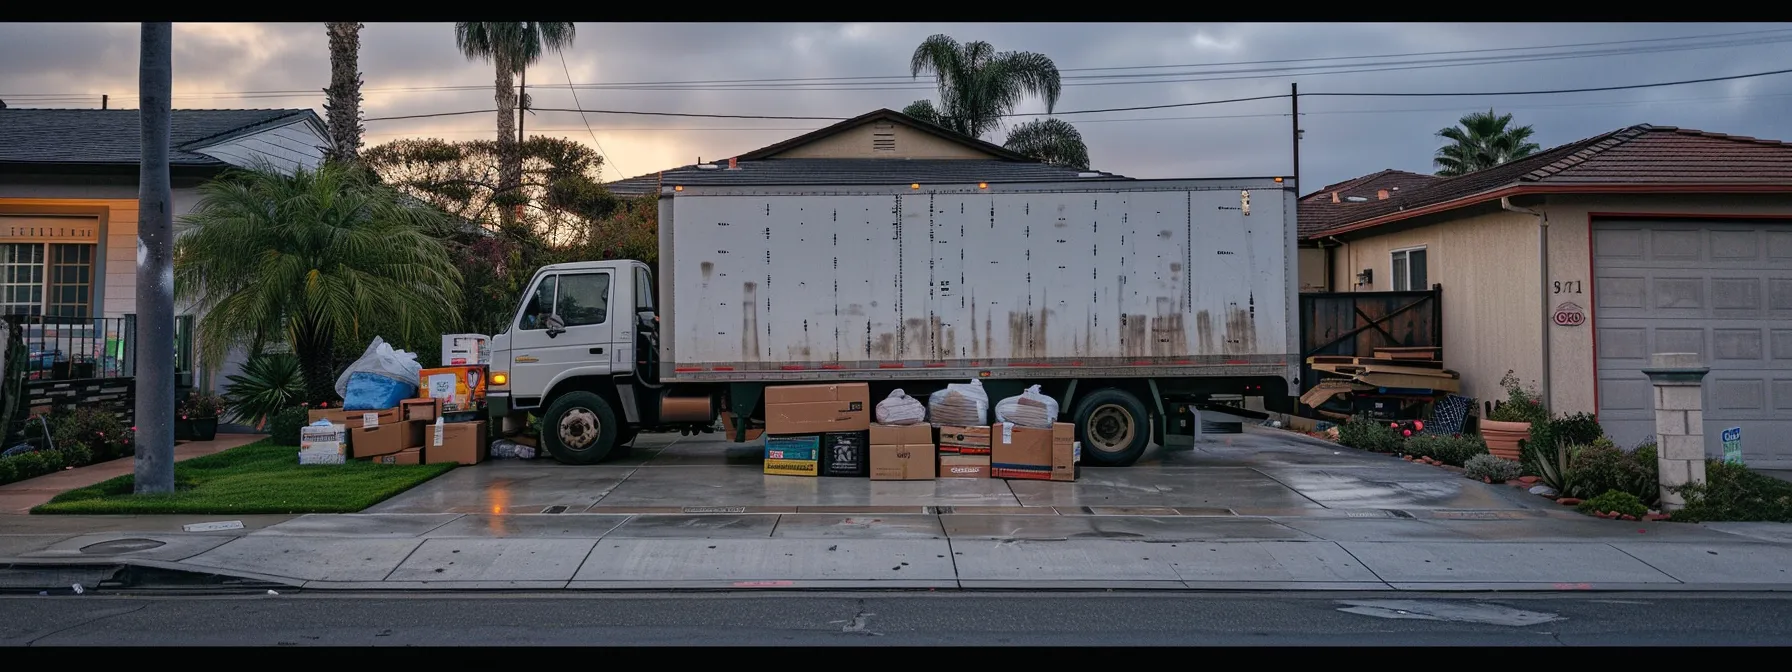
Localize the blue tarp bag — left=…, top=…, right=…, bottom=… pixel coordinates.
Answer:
left=343, top=371, right=417, bottom=411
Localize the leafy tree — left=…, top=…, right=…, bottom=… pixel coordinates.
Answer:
left=1434, top=109, right=1541, bottom=176
left=175, top=162, right=462, bottom=404
left=901, top=34, right=1090, bottom=169
left=452, top=22, right=576, bottom=225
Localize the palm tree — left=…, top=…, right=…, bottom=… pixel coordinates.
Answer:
left=902, top=34, right=1090, bottom=168
left=452, top=22, right=576, bottom=225
left=137, top=21, right=176, bottom=494
left=1434, top=109, right=1542, bottom=177
left=175, top=162, right=463, bottom=404
left=322, top=22, right=365, bottom=165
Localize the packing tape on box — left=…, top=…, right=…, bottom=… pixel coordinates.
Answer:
left=1001, top=422, right=1013, bottom=444
left=434, top=420, right=445, bottom=447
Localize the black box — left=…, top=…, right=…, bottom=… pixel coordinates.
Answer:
left=819, top=431, right=870, bottom=477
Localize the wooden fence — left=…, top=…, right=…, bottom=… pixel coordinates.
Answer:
left=1298, top=285, right=1443, bottom=395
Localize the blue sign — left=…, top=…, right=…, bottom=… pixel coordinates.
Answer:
left=1722, top=427, right=1743, bottom=465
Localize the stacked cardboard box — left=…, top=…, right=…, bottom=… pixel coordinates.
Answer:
left=761, top=383, right=871, bottom=477
left=990, top=422, right=1080, bottom=482
left=936, top=424, right=992, bottom=479
left=301, top=396, right=487, bottom=466
left=870, top=423, right=935, bottom=481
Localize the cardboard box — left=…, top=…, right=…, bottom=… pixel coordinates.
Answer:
left=370, top=448, right=422, bottom=465
left=298, top=423, right=347, bottom=465
left=991, top=422, right=1077, bottom=481
left=350, top=420, right=423, bottom=459
left=870, top=423, right=933, bottom=445
left=423, top=420, right=488, bottom=465
left=442, top=334, right=490, bottom=366
left=400, top=397, right=441, bottom=422
left=937, top=425, right=991, bottom=455
left=308, top=407, right=399, bottom=429
left=764, top=458, right=819, bottom=477
left=872, top=443, right=936, bottom=480
left=938, top=454, right=991, bottom=478
left=764, top=383, right=869, bottom=434
left=764, top=435, right=820, bottom=461
left=819, top=431, right=870, bottom=477
left=420, top=366, right=488, bottom=413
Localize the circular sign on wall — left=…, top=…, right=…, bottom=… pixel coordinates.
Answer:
left=1553, top=302, right=1586, bottom=327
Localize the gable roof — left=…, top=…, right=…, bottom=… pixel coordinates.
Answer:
left=1307, top=124, right=1792, bottom=239
left=0, top=108, right=322, bottom=167
left=737, top=108, right=1032, bottom=162
left=1297, top=169, right=1441, bottom=237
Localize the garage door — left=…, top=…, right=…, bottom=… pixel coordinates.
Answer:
left=1593, top=219, right=1792, bottom=468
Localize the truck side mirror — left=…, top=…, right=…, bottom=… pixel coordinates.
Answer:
left=545, top=313, right=565, bottom=338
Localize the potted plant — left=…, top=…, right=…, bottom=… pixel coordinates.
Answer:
left=1481, top=370, right=1546, bottom=461
left=178, top=392, right=226, bottom=442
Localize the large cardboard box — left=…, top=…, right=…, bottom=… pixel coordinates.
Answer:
left=370, top=448, right=422, bottom=465
left=423, top=420, right=488, bottom=465
left=872, top=443, right=936, bottom=480
left=400, top=397, right=441, bottom=422
left=350, top=420, right=423, bottom=459
left=938, top=454, right=991, bottom=479
left=308, top=407, right=398, bottom=429
left=764, top=383, right=869, bottom=434
left=937, top=425, right=991, bottom=455
left=870, top=423, right=933, bottom=445
left=298, top=423, right=347, bottom=465
left=819, top=431, right=870, bottom=477
left=420, top=366, right=488, bottom=413
left=764, top=435, right=820, bottom=476
left=991, top=422, right=1078, bottom=481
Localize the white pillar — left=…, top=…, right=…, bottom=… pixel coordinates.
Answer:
left=1641, top=352, right=1709, bottom=512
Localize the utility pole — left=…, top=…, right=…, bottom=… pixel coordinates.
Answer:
left=518, top=65, right=526, bottom=145
left=1290, top=82, right=1301, bottom=193
left=135, top=22, right=175, bottom=494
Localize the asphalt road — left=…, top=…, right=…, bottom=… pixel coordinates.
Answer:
left=2, top=591, right=1789, bottom=646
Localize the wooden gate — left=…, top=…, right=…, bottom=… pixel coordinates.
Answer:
left=1298, top=285, right=1442, bottom=394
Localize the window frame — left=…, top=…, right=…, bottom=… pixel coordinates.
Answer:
left=1390, top=246, right=1429, bottom=292
left=0, top=241, right=97, bottom=319
left=554, top=272, right=612, bottom=328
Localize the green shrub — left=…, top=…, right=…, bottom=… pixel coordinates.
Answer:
left=1486, top=370, right=1549, bottom=424
left=1578, top=490, right=1648, bottom=518
left=1464, top=453, right=1522, bottom=482
left=1671, top=460, right=1792, bottom=523
left=0, top=458, right=15, bottom=483
left=1570, top=441, right=1659, bottom=506
left=49, top=407, right=131, bottom=462
left=0, top=446, right=88, bottom=486
left=1527, top=412, right=1604, bottom=462
left=222, top=354, right=306, bottom=426
left=269, top=406, right=310, bottom=446
left=1338, top=416, right=1404, bottom=453
left=1405, top=434, right=1490, bottom=466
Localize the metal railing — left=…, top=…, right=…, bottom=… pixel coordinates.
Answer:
left=8, top=315, right=136, bottom=382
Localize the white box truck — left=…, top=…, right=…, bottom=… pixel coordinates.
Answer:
left=486, top=176, right=1299, bottom=467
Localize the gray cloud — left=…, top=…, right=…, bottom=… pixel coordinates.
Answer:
left=3, top=22, right=1791, bottom=188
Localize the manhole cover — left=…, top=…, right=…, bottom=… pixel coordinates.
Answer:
left=78, top=538, right=166, bottom=555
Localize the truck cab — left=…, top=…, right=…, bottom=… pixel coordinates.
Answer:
left=486, top=259, right=716, bottom=464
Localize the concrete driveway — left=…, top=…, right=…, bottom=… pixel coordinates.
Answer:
left=368, top=427, right=1550, bottom=517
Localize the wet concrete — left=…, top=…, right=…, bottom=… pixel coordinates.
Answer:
left=940, top=514, right=1313, bottom=541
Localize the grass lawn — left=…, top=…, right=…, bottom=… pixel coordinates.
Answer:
left=33, top=439, right=456, bottom=515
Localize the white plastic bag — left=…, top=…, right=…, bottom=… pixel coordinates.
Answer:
left=333, top=336, right=423, bottom=398
left=875, top=389, right=927, bottom=425
left=995, top=384, right=1060, bottom=429
left=926, top=379, right=989, bottom=427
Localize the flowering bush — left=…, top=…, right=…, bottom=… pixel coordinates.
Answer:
left=178, top=391, right=226, bottom=420
left=48, top=407, right=133, bottom=462
left=1486, top=369, right=1549, bottom=424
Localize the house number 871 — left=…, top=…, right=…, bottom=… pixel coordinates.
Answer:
left=1553, top=280, right=1583, bottom=294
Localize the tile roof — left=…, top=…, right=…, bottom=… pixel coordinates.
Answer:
left=0, top=108, right=317, bottom=166
left=1305, top=124, right=1792, bottom=239
left=1297, top=169, right=1441, bottom=237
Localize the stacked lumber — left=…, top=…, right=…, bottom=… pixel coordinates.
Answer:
left=1306, top=350, right=1461, bottom=395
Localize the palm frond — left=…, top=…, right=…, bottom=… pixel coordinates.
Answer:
left=1003, top=118, right=1090, bottom=170
left=1432, top=108, right=1540, bottom=176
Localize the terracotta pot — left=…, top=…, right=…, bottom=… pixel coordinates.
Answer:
left=1479, top=420, right=1530, bottom=461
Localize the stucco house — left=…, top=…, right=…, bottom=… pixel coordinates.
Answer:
left=0, top=106, right=330, bottom=393
left=1300, top=124, right=1792, bottom=467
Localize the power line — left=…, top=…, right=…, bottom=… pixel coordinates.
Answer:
left=366, top=108, right=851, bottom=122
left=555, top=49, right=622, bottom=180
left=1307, top=66, right=1792, bottom=97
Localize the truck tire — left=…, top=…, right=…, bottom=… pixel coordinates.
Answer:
left=541, top=391, right=620, bottom=465
left=1072, top=388, right=1151, bottom=467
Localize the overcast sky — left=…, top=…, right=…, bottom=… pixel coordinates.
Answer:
left=4, top=22, right=1792, bottom=190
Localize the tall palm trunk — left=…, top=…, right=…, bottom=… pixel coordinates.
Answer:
left=323, top=22, right=365, bottom=165
left=136, top=22, right=176, bottom=494
left=493, top=52, right=519, bottom=226
left=294, top=321, right=338, bottom=406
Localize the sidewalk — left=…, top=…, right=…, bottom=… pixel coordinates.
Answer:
left=7, top=508, right=1792, bottom=592
left=0, top=434, right=265, bottom=515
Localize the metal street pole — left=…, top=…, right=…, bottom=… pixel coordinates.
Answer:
left=1290, top=82, right=1300, bottom=192
left=134, top=22, right=175, bottom=494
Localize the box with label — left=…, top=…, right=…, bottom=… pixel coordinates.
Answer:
left=764, top=434, right=820, bottom=461
left=422, top=420, right=488, bottom=465
left=872, top=443, right=936, bottom=480
left=350, top=420, right=423, bottom=459
left=400, top=397, right=441, bottom=422
left=937, top=425, right=991, bottom=455
left=298, top=423, right=347, bottom=465
left=442, top=334, right=491, bottom=366
left=419, top=366, right=488, bottom=413
left=764, top=458, right=819, bottom=477
left=370, top=448, right=422, bottom=465
left=308, top=407, right=399, bottom=429
left=991, top=422, right=1077, bottom=481
left=819, top=431, right=870, bottom=477
left=938, top=454, right=991, bottom=479
left=764, top=383, right=869, bottom=435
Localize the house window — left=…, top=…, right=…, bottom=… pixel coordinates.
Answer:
left=0, top=242, right=96, bottom=319
left=1391, top=247, right=1428, bottom=292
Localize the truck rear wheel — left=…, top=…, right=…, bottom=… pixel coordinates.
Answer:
left=1072, top=388, right=1151, bottom=467
left=541, top=391, right=619, bottom=465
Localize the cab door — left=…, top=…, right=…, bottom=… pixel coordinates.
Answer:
left=508, top=270, right=617, bottom=399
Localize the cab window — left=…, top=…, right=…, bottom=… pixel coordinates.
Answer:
left=556, top=273, right=611, bottom=327
left=634, top=267, right=654, bottom=311
left=518, top=275, right=558, bottom=331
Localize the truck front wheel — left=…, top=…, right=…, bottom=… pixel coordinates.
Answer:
left=541, top=391, right=619, bottom=465
left=1072, top=388, right=1151, bottom=467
